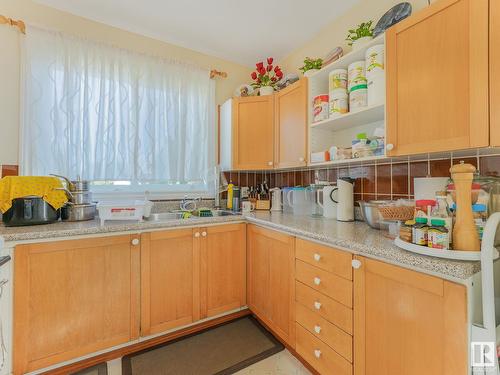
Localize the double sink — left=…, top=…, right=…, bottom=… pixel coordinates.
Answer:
left=145, top=209, right=240, bottom=222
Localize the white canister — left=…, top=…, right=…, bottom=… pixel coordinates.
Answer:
left=321, top=185, right=338, bottom=219
left=367, top=73, right=386, bottom=106
left=348, top=61, right=367, bottom=91
left=313, top=94, right=329, bottom=123
left=365, top=44, right=385, bottom=77
left=329, top=89, right=348, bottom=117
left=329, top=69, right=348, bottom=91
left=349, top=85, right=368, bottom=111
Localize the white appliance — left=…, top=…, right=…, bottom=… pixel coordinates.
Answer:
left=319, top=185, right=337, bottom=219
left=0, top=236, right=12, bottom=375
left=270, top=188, right=282, bottom=212
left=336, top=178, right=355, bottom=222
left=285, top=187, right=311, bottom=216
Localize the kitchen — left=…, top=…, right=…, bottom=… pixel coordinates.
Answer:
left=0, top=0, right=499, bottom=374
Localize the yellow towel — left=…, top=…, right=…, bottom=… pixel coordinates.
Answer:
left=0, top=176, right=68, bottom=213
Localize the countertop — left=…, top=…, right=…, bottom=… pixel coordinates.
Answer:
left=0, top=212, right=482, bottom=281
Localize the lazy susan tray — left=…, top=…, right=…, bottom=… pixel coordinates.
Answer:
left=394, top=237, right=499, bottom=261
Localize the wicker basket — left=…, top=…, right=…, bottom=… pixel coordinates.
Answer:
left=378, top=205, right=414, bottom=221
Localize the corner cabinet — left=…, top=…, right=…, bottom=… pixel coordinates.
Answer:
left=491, top=0, right=500, bottom=146
left=247, top=225, right=295, bottom=347
left=14, top=235, right=140, bottom=374
left=275, top=79, right=308, bottom=168
left=353, top=256, right=467, bottom=375
left=386, top=0, right=489, bottom=156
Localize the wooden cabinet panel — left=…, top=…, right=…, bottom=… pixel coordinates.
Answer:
left=386, top=0, right=489, bottom=155
left=14, top=235, right=140, bottom=374
left=296, top=238, right=352, bottom=280
left=247, top=225, right=295, bottom=346
left=353, top=256, right=467, bottom=375
left=200, top=224, right=246, bottom=319
left=232, top=96, right=274, bottom=170
left=275, top=79, right=308, bottom=168
left=141, top=229, right=199, bottom=336
left=491, top=0, right=500, bottom=146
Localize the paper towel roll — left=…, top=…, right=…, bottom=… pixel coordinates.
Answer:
left=414, top=177, right=449, bottom=201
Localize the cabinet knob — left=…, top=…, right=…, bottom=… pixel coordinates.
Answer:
left=314, top=350, right=322, bottom=359
left=299, top=157, right=305, bottom=162
left=314, top=301, right=322, bottom=310
left=267, top=161, right=273, bottom=166
left=314, top=277, right=321, bottom=286
left=386, top=143, right=394, bottom=151
left=131, top=238, right=140, bottom=246
left=313, top=253, right=321, bottom=262
left=314, top=325, right=322, bottom=334
left=201, top=231, right=207, bottom=237
left=194, top=232, right=200, bottom=238
left=352, top=259, right=362, bottom=269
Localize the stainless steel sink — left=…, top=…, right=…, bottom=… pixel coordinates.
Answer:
left=145, top=212, right=185, bottom=221
left=210, top=210, right=241, bottom=217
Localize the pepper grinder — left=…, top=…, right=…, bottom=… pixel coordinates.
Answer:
left=450, top=162, right=480, bottom=251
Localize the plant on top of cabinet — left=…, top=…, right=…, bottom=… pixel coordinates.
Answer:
left=346, top=21, right=374, bottom=49
left=299, top=57, right=323, bottom=77
left=250, top=58, right=283, bottom=96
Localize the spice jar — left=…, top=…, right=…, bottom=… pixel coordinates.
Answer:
left=428, top=219, right=449, bottom=249
left=412, top=217, right=429, bottom=246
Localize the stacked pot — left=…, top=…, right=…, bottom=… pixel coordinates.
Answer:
left=52, top=175, right=97, bottom=221
left=365, top=44, right=385, bottom=106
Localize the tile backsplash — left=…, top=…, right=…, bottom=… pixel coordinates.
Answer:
left=224, top=154, right=500, bottom=202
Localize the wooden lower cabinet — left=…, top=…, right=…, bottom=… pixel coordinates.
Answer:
left=13, top=235, right=140, bottom=374
left=247, top=225, right=295, bottom=347
left=353, top=256, right=467, bottom=375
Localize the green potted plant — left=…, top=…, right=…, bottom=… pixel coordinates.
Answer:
left=346, top=21, right=374, bottom=50
left=299, top=57, right=323, bottom=77
left=250, top=58, right=283, bottom=95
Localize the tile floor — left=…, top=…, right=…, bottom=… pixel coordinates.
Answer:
left=234, top=349, right=312, bottom=375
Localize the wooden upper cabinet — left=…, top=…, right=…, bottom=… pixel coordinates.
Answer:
left=386, top=0, right=489, bottom=156
left=491, top=0, right=500, bottom=146
left=140, top=229, right=199, bottom=336
left=14, top=235, right=140, bottom=374
left=232, top=95, right=275, bottom=170
left=275, top=79, right=308, bottom=168
left=353, top=256, right=467, bottom=375
left=200, top=223, right=246, bottom=319
left=247, top=225, right=295, bottom=347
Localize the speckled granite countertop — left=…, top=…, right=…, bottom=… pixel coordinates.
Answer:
left=0, top=212, right=481, bottom=281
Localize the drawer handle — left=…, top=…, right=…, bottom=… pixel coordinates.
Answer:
left=352, top=259, right=362, bottom=269
left=313, top=253, right=321, bottom=262
left=314, top=325, right=321, bottom=334
left=201, top=231, right=207, bottom=237
left=194, top=232, right=200, bottom=238
left=314, top=277, right=321, bottom=285
left=131, top=238, right=140, bottom=246
left=314, top=301, right=322, bottom=310
left=314, top=349, right=322, bottom=359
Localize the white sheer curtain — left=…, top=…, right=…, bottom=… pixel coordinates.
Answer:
left=20, top=26, right=215, bottom=193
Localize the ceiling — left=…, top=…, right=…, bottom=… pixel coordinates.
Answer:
left=34, top=0, right=359, bottom=67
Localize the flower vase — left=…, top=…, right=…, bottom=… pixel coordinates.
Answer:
left=259, top=86, right=274, bottom=96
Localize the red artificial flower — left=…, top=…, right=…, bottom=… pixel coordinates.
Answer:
left=277, top=70, right=283, bottom=79
left=256, top=62, right=264, bottom=70
left=267, top=65, right=273, bottom=72
left=274, top=65, right=280, bottom=72
left=271, top=77, right=277, bottom=82
left=258, top=67, right=266, bottom=75
left=267, top=57, right=273, bottom=65
left=251, top=71, right=257, bottom=80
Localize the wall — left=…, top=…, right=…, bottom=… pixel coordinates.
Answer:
left=0, top=0, right=251, bottom=165
left=279, top=0, right=433, bottom=74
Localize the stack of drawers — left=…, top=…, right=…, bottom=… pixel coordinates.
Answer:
left=294, top=238, right=353, bottom=375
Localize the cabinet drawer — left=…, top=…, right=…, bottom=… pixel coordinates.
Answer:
left=296, top=324, right=352, bottom=375
left=296, top=260, right=352, bottom=308
left=296, top=239, right=352, bottom=280
left=296, top=303, right=352, bottom=362
left=295, top=281, right=352, bottom=335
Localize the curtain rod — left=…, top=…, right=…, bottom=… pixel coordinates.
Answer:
left=0, top=15, right=26, bottom=34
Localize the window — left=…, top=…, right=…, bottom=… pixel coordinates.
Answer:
left=20, top=26, right=216, bottom=198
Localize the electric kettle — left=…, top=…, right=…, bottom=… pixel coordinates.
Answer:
left=318, top=185, right=337, bottom=219
left=270, top=188, right=282, bottom=211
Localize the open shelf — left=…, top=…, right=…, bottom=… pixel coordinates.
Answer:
left=308, top=154, right=386, bottom=167
left=310, top=103, right=385, bottom=131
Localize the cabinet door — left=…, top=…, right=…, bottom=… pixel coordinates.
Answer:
left=14, top=235, right=140, bottom=374
left=491, top=0, right=500, bottom=146
left=275, top=79, right=308, bottom=168
left=247, top=225, right=295, bottom=346
left=386, top=0, right=489, bottom=156
left=232, top=95, right=274, bottom=170
left=200, top=223, right=246, bottom=319
left=353, top=256, right=467, bottom=375
left=141, top=229, right=200, bottom=336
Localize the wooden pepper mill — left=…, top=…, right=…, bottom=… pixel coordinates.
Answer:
left=450, top=162, right=480, bottom=251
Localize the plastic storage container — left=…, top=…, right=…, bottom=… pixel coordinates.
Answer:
left=96, top=200, right=153, bottom=226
